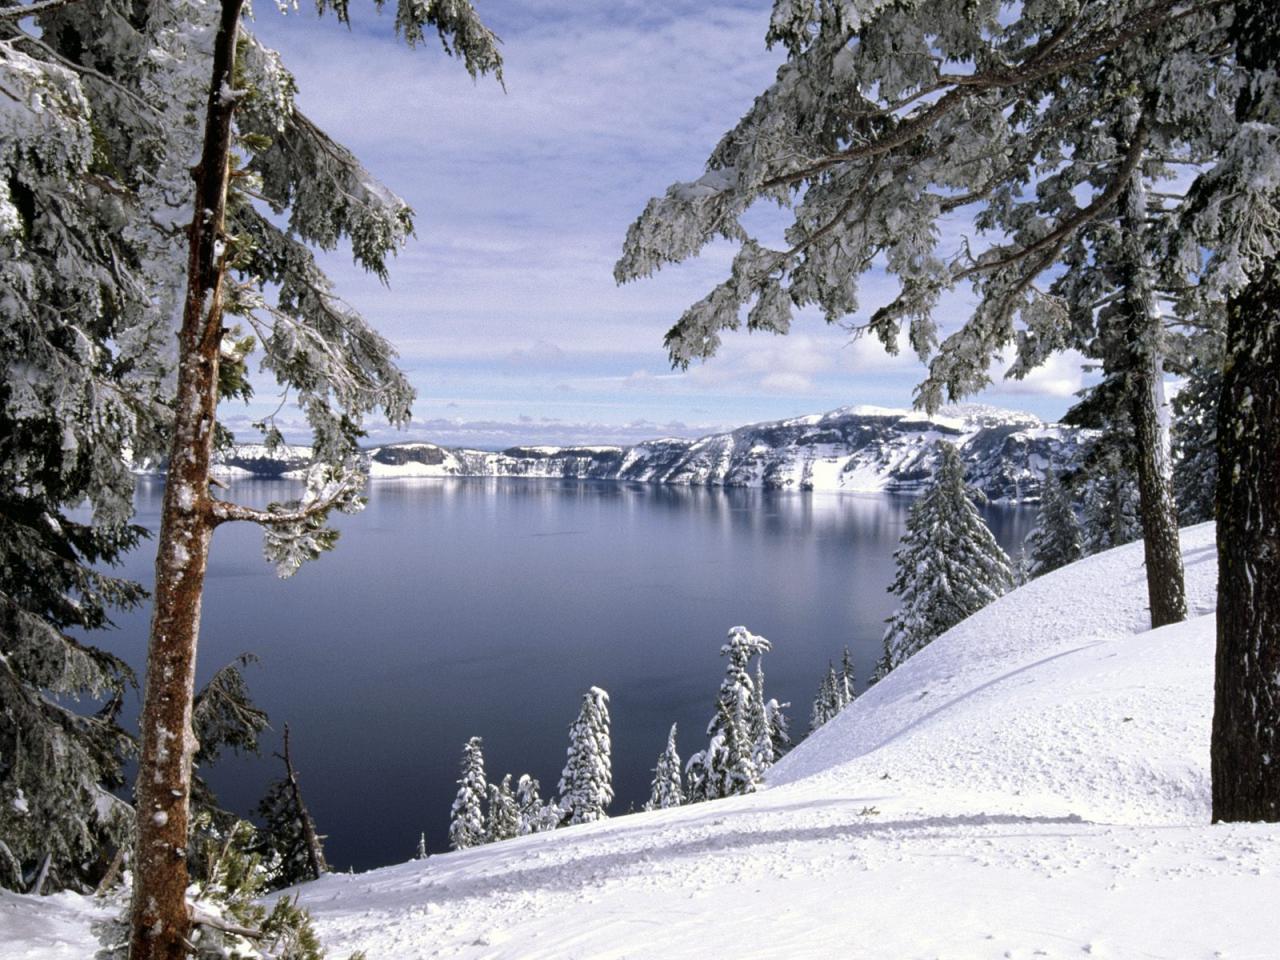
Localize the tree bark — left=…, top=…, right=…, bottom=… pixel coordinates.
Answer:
left=1212, top=263, right=1280, bottom=821
left=130, top=1, right=244, bottom=956
left=280, top=724, right=328, bottom=881
left=1116, top=158, right=1187, bottom=630
left=1211, top=0, right=1280, bottom=824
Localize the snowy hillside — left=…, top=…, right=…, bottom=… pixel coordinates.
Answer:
left=197, top=404, right=1090, bottom=502
left=9, top=523, right=1278, bottom=960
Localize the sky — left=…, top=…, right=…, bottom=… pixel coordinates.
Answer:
left=240, top=0, right=1093, bottom=449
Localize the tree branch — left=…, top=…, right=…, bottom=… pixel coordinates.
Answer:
left=208, top=492, right=351, bottom=527
left=952, top=109, right=1150, bottom=282
left=0, top=0, right=85, bottom=19
left=757, top=0, right=1220, bottom=193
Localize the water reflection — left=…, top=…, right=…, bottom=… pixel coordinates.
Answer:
left=107, top=477, right=1035, bottom=872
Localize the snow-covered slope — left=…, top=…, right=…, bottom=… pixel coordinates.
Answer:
left=10, top=525, right=1277, bottom=960
left=199, top=404, right=1090, bottom=501
left=272, top=523, right=1272, bottom=960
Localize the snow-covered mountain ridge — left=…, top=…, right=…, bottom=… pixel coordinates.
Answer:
left=6, top=524, right=1279, bottom=959
left=208, top=403, right=1090, bottom=502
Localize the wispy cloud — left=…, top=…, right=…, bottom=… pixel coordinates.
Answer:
left=240, top=2, right=1082, bottom=437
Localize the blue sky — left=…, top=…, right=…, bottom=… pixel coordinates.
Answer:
left=241, top=0, right=1091, bottom=448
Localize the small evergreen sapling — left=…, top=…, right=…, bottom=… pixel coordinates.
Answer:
left=645, top=723, right=684, bottom=811
left=486, top=775, right=519, bottom=843
left=557, top=687, right=614, bottom=825
left=254, top=724, right=328, bottom=890
left=515, top=775, right=560, bottom=835
left=879, top=442, right=1013, bottom=677
left=448, top=737, right=487, bottom=851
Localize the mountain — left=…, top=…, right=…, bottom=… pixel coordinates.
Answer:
left=201, top=403, right=1092, bottom=502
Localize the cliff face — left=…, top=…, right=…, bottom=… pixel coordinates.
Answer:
left=197, top=404, right=1090, bottom=502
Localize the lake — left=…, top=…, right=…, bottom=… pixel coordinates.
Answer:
left=106, top=477, right=1036, bottom=871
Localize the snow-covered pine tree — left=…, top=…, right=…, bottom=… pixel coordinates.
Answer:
left=1024, top=469, right=1083, bottom=578
left=117, top=2, right=503, bottom=953
left=838, top=647, right=856, bottom=709
left=415, top=833, right=428, bottom=860
left=1171, top=354, right=1220, bottom=525
left=0, top=0, right=178, bottom=893
left=514, top=775, right=560, bottom=835
left=449, top=737, right=487, bottom=851
left=880, top=442, right=1013, bottom=676
left=696, top=625, right=772, bottom=798
left=644, top=723, right=684, bottom=811
left=1079, top=465, right=1142, bottom=556
left=764, top=696, right=792, bottom=760
left=749, top=658, right=779, bottom=771
left=684, top=748, right=710, bottom=805
left=557, top=687, right=613, bottom=825
left=809, top=664, right=838, bottom=733
left=253, top=724, right=328, bottom=890
left=486, top=774, right=519, bottom=844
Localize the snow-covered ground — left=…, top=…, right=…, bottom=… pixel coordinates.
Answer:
left=6, top=523, right=1278, bottom=959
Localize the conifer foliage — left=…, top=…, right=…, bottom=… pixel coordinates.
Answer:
left=879, top=443, right=1013, bottom=677
left=810, top=650, right=855, bottom=732
left=644, top=723, right=684, bottom=811
left=687, top=626, right=777, bottom=801
left=558, top=687, right=614, bottom=825
left=1024, top=470, right=1083, bottom=578
left=253, top=724, right=328, bottom=890
left=486, top=774, right=519, bottom=843
left=515, top=775, right=560, bottom=836
left=449, top=737, right=487, bottom=851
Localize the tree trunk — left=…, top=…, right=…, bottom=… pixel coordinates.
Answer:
left=1116, top=145, right=1187, bottom=629
left=1212, top=263, right=1280, bottom=821
left=280, top=724, right=328, bottom=881
left=130, top=2, right=244, bottom=956
left=1210, top=0, right=1280, bottom=824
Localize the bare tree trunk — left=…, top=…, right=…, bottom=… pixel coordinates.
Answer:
left=130, top=1, right=244, bottom=956
left=1211, top=0, right=1280, bottom=824
left=1116, top=146, right=1187, bottom=629
left=280, top=724, right=328, bottom=881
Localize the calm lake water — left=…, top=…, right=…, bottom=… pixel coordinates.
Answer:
left=106, top=477, right=1036, bottom=871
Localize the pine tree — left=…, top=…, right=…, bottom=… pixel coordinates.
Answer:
left=514, top=775, right=559, bottom=835
left=838, top=647, right=856, bottom=709
left=1080, top=465, right=1142, bottom=556
left=764, top=696, right=792, bottom=760
left=1024, top=469, right=1083, bottom=578
left=0, top=1, right=174, bottom=892
left=253, top=724, right=328, bottom=890
left=880, top=442, right=1013, bottom=676
left=113, top=2, right=503, bottom=954
left=1171, top=355, right=1221, bottom=525
left=557, top=687, right=613, bottom=825
left=693, top=625, right=772, bottom=799
left=1202, top=0, right=1280, bottom=822
left=749, top=658, right=777, bottom=770
left=810, top=664, right=838, bottom=733
left=644, top=723, right=684, bottom=811
left=449, top=737, right=487, bottom=851
left=486, top=774, right=519, bottom=844
left=415, top=833, right=428, bottom=861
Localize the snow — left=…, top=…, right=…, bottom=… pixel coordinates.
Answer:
left=7, top=523, right=1277, bottom=960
